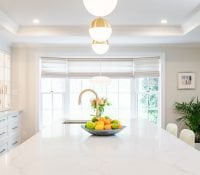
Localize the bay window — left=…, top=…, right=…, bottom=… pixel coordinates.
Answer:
left=40, top=57, right=161, bottom=128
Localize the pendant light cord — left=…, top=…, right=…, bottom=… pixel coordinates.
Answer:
left=99, top=56, right=102, bottom=76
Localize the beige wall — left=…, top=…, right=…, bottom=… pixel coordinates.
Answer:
left=11, top=45, right=200, bottom=141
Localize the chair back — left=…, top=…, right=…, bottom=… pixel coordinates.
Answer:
left=180, top=129, right=195, bottom=147
left=166, top=123, right=178, bottom=137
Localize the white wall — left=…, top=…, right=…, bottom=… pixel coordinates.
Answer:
left=11, top=45, right=200, bottom=141
left=0, top=37, right=11, bottom=53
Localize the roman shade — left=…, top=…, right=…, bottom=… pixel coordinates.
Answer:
left=41, top=57, right=160, bottom=78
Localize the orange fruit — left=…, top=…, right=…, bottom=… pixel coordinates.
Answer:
left=104, top=119, right=111, bottom=125
left=118, top=124, right=122, bottom=129
left=104, top=124, right=112, bottom=130
left=99, top=117, right=106, bottom=122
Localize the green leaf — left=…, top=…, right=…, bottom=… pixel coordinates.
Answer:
left=175, top=97, right=200, bottom=134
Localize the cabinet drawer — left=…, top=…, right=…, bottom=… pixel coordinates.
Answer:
left=0, top=126, right=8, bottom=139
left=0, top=143, right=8, bottom=156
left=9, top=122, right=20, bottom=135
left=8, top=135, right=20, bottom=149
left=8, top=113, right=19, bottom=123
left=0, top=116, right=8, bottom=128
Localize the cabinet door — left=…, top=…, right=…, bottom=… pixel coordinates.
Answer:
left=8, top=134, right=20, bottom=150
left=0, top=53, right=4, bottom=110
left=0, top=53, right=11, bottom=111
left=0, top=126, right=8, bottom=139
left=0, top=143, right=8, bottom=156
left=4, top=54, right=10, bottom=109
left=0, top=52, right=4, bottom=68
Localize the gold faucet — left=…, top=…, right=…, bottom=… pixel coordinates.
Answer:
left=78, top=89, right=100, bottom=117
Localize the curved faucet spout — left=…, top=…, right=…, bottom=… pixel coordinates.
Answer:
left=78, top=89, right=100, bottom=117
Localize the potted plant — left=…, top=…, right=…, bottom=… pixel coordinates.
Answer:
left=175, top=97, right=200, bottom=142
left=91, top=98, right=111, bottom=117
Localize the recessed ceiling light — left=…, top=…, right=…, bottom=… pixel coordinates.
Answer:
left=33, top=19, right=40, bottom=25
left=161, top=19, right=168, bottom=24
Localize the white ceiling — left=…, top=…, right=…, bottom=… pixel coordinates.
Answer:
left=0, top=0, right=200, bottom=45
left=0, top=0, right=199, bottom=25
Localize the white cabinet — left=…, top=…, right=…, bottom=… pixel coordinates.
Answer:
left=0, top=52, right=11, bottom=111
left=0, top=111, right=21, bottom=156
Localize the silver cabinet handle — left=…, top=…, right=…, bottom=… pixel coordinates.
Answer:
left=12, top=141, right=18, bottom=145
left=12, top=126, right=18, bottom=130
left=0, top=132, right=6, bottom=136
left=0, top=119, right=6, bottom=122
left=12, top=116, right=17, bottom=118
left=0, top=149, right=6, bottom=154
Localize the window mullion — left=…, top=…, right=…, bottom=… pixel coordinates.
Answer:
left=65, top=77, right=70, bottom=120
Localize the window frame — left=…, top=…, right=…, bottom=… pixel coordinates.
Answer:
left=40, top=78, right=67, bottom=127
left=135, top=77, right=161, bottom=126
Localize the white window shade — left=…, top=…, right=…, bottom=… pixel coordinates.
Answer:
left=41, top=58, right=68, bottom=77
left=41, top=57, right=160, bottom=78
left=133, top=58, right=160, bottom=77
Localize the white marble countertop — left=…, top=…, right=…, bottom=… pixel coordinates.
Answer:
left=0, top=119, right=200, bottom=175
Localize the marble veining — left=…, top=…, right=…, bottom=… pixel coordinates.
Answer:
left=0, top=119, right=200, bottom=175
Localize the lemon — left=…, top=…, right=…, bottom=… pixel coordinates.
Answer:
left=95, top=124, right=104, bottom=130
left=96, top=121, right=104, bottom=125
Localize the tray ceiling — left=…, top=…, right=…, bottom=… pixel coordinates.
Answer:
left=0, top=0, right=200, bottom=45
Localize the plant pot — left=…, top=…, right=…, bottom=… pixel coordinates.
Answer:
left=195, top=133, right=200, bottom=143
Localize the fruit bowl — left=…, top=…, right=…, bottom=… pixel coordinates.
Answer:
left=81, top=117, right=125, bottom=136
left=81, top=125, right=126, bottom=136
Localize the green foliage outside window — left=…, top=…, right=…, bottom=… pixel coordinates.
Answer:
left=138, top=77, right=159, bottom=124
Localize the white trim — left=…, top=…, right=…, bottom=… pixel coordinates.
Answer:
left=160, top=53, right=166, bottom=129
left=65, top=77, right=70, bottom=120
left=131, top=78, right=137, bottom=119
left=0, top=10, right=19, bottom=34
left=36, top=55, right=41, bottom=132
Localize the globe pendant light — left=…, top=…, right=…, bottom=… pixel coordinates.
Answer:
left=83, top=0, right=118, bottom=17
left=90, top=58, right=111, bottom=86
left=91, top=76, right=111, bottom=86
left=89, top=18, right=112, bottom=42
left=92, top=40, right=109, bottom=55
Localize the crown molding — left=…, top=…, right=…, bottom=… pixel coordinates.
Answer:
left=11, top=42, right=200, bottom=49
left=17, top=26, right=88, bottom=36
left=17, top=25, right=183, bottom=37
left=0, top=10, right=19, bottom=34
left=182, top=9, right=200, bottom=34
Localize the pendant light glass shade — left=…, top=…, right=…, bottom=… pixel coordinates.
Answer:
left=92, top=40, right=109, bottom=55
left=83, top=0, right=118, bottom=17
left=90, top=76, right=111, bottom=86
left=89, top=18, right=112, bottom=42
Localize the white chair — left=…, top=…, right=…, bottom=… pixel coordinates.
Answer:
left=166, top=123, right=178, bottom=137
left=180, top=129, right=195, bottom=147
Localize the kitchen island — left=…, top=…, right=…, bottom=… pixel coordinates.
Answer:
left=0, top=119, right=200, bottom=175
